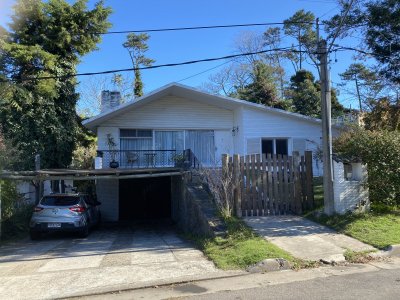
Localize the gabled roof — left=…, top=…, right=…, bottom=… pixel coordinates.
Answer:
left=83, top=82, right=322, bottom=130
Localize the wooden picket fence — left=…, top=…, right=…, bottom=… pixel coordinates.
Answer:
left=222, top=151, right=314, bottom=217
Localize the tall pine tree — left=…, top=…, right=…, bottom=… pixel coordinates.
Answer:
left=0, top=0, right=111, bottom=170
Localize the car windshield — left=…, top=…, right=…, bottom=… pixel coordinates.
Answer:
left=40, top=196, right=80, bottom=206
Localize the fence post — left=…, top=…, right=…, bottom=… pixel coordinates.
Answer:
left=221, top=154, right=230, bottom=215
left=233, top=154, right=241, bottom=217
left=292, top=151, right=302, bottom=215
left=305, top=151, right=314, bottom=210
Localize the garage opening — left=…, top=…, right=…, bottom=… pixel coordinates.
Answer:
left=119, top=177, right=171, bottom=221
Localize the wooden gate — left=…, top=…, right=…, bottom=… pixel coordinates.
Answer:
left=223, top=151, right=314, bottom=217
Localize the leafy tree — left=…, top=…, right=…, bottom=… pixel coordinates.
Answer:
left=123, top=33, right=155, bottom=97
left=326, top=0, right=400, bottom=84
left=262, top=27, right=287, bottom=98
left=283, top=10, right=319, bottom=72
left=234, top=62, right=289, bottom=109
left=339, top=63, right=384, bottom=111
left=363, top=97, right=400, bottom=131
left=0, top=0, right=111, bottom=170
left=289, top=69, right=344, bottom=118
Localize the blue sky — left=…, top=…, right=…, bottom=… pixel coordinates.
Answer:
left=0, top=0, right=362, bottom=110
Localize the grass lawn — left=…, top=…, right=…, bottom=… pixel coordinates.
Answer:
left=308, top=210, right=400, bottom=249
left=309, top=177, right=400, bottom=249
left=189, top=217, right=297, bottom=270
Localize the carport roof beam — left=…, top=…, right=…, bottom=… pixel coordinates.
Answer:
left=0, top=168, right=185, bottom=181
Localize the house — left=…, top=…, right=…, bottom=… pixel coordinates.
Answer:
left=83, top=83, right=329, bottom=221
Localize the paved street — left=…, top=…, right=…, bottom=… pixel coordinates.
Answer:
left=81, top=257, right=400, bottom=300
left=185, top=267, right=400, bottom=300
left=0, top=224, right=220, bottom=300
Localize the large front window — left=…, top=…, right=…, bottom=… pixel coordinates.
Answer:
left=119, top=129, right=215, bottom=166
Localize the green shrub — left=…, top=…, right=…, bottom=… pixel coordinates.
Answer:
left=334, top=127, right=400, bottom=206
left=1, top=180, right=33, bottom=240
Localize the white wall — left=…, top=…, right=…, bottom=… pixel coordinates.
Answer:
left=240, top=107, right=324, bottom=176
left=241, top=107, right=323, bottom=143
left=96, top=179, right=119, bottom=221
left=333, top=161, right=369, bottom=214
left=214, top=130, right=234, bottom=163
left=101, top=95, right=234, bottom=130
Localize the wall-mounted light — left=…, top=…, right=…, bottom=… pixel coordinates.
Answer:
left=232, top=126, right=239, bottom=136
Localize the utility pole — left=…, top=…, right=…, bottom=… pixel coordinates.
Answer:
left=318, top=39, right=335, bottom=215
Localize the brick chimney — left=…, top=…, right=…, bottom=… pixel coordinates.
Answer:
left=101, top=90, right=121, bottom=113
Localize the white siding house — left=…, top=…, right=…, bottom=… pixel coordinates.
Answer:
left=83, top=83, right=339, bottom=221
left=84, top=83, right=329, bottom=175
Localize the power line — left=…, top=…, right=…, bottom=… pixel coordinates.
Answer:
left=176, top=59, right=234, bottom=83
left=91, top=21, right=316, bottom=35
left=1, top=47, right=298, bottom=83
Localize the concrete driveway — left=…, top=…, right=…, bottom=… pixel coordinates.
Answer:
left=0, top=223, right=219, bottom=300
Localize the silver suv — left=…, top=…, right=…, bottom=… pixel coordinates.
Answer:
left=29, top=193, right=101, bottom=240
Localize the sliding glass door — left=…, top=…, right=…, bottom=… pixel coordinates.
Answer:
left=155, top=131, right=184, bottom=166
left=185, top=130, right=215, bottom=166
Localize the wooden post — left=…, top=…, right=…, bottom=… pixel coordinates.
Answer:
left=251, top=155, right=258, bottom=216
left=255, top=154, right=262, bottom=215
left=35, top=154, right=42, bottom=205
left=0, top=181, right=2, bottom=241
left=267, top=153, right=273, bottom=215
left=272, top=154, right=279, bottom=215
left=240, top=156, right=245, bottom=216
left=305, top=151, right=314, bottom=210
left=233, top=154, right=242, bottom=217
left=262, top=154, right=267, bottom=216
left=221, top=154, right=230, bottom=215
left=245, top=155, right=251, bottom=216
left=283, top=155, right=289, bottom=214
left=293, top=151, right=302, bottom=215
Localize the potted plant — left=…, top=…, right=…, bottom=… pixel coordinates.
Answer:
left=106, top=133, right=119, bottom=168
left=171, top=153, right=190, bottom=169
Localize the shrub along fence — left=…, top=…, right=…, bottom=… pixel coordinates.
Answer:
left=222, top=151, right=314, bottom=217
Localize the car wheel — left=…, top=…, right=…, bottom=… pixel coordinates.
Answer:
left=30, top=231, right=41, bottom=240
left=79, top=225, right=89, bottom=238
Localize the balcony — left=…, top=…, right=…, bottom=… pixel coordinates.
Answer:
left=96, top=149, right=200, bottom=170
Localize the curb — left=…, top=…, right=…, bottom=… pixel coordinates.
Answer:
left=60, top=270, right=245, bottom=300
left=370, top=244, right=400, bottom=258
left=246, top=258, right=291, bottom=273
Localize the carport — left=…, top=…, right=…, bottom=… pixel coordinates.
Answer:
left=0, top=167, right=185, bottom=224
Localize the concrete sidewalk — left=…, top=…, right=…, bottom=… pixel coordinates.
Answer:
left=244, top=216, right=376, bottom=262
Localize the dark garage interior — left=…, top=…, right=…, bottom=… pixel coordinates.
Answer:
left=119, top=177, right=172, bottom=221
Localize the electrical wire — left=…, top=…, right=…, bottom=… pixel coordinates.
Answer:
left=83, top=21, right=316, bottom=35
left=0, top=47, right=299, bottom=83
left=176, top=59, right=234, bottom=83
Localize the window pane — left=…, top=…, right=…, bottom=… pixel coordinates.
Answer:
left=120, top=138, right=152, bottom=150
left=40, top=196, right=80, bottom=206
left=155, top=131, right=184, bottom=150
left=262, top=139, right=273, bottom=155
left=120, top=129, right=136, bottom=137
left=137, top=130, right=152, bottom=137
left=185, top=130, right=215, bottom=165
left=276, top=139, right=288, bottom=156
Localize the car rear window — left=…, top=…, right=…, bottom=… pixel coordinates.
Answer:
left=40, top=196, right=80, bottom=206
